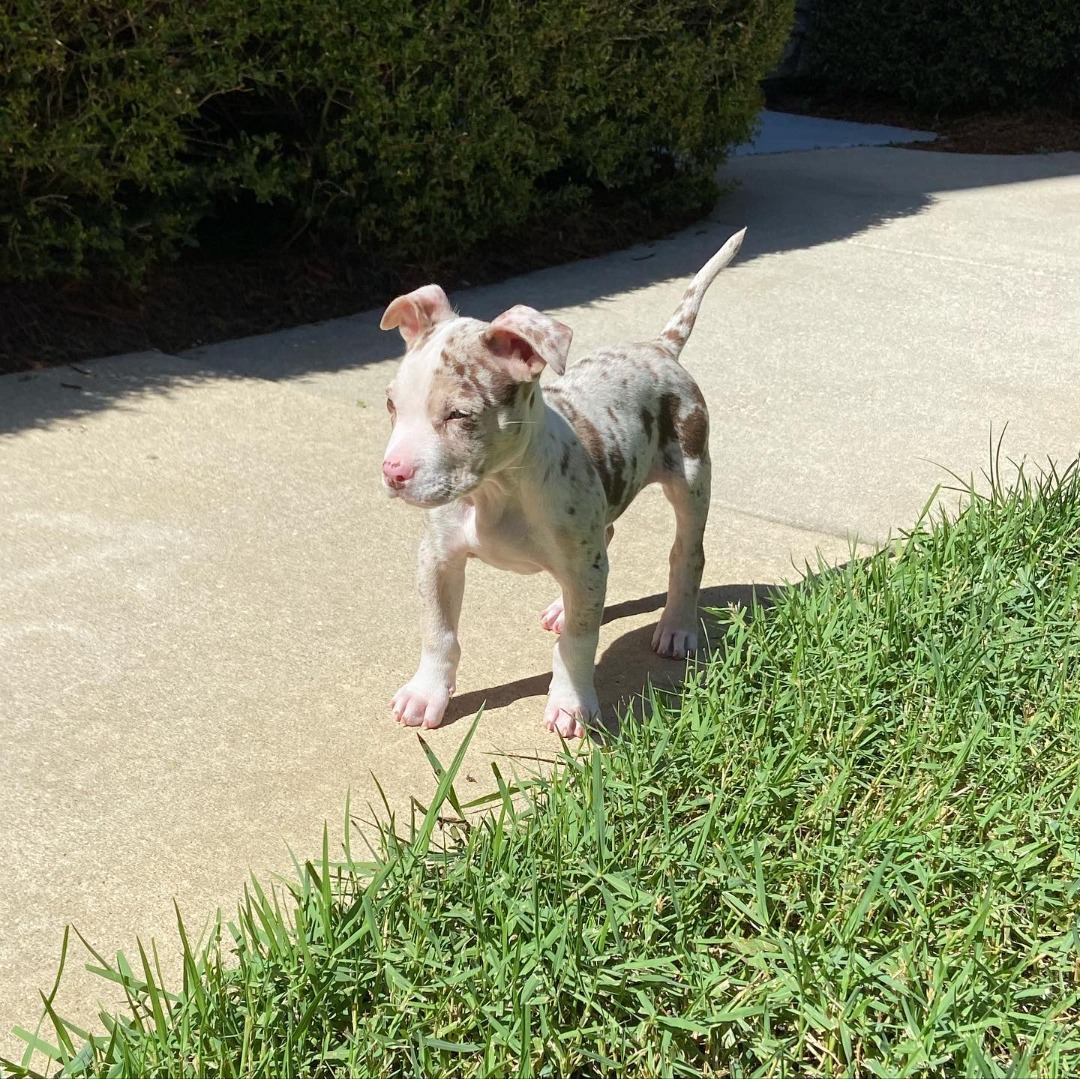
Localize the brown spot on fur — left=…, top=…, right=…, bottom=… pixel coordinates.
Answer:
left=454, top=361, right=518, bottom=409
left=553, top=395, right=581, bottom=429
left=640, top=407, right=655, bottom=441
left=472, top=343, right=526, bottom=406
left=464, top=372, right=488, bottom=401
left=435, top=331, right=529, bottom=411
left=657, top=392, right=682, bottom=470
left=409, top=327, right=436, bottom=352
left=554, top=398, right=612, bottom=495
left=428, top=368, right=482, bottom=424
left=678, top=405, right=708, bottom=458
left=605, top=444, right=628, bottom=510
left=658, top=393, right=679, bottom=447
left=492, top=376, right=519, bottom=407
left=549, top=396, right=637, bottom=509
left=574, top=413, right=612, bottom=497
left=576, top=415, right=630, bottom=510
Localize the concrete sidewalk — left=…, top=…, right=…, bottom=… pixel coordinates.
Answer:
left=2, top=136, right=1079, bottom=1054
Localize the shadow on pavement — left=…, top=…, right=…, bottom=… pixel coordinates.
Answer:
left=441, top=580, right=787, bottom=732
left=3, top=147, right=1077, bottom=436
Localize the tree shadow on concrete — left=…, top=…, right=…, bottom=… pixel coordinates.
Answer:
left=440, top=579, right=790, bottom=735
left=3, top=146, right=1077, bottom=435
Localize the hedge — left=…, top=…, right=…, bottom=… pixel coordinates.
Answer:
left=804, top=0, right=1080, bottom=114
left=0, top=0, right=793, bottom=283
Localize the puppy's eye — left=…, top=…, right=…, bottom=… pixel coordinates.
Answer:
left=446, top=409, right=472, bottom=422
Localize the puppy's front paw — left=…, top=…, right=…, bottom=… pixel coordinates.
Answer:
left=651, top=622, right=699, bottom=659
left=539, top=597, right=565, bottom=634
left=391, top=679, right=451, bottom=729
left=542, top=693, right=598, bottom=740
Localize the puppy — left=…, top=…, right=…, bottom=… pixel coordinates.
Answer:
left=380, top=228, right=745, bottom=737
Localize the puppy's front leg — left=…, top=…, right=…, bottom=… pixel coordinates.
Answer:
left=392, top=532, right=465, bottom=729
left=544, top=545, right=608, bottom=739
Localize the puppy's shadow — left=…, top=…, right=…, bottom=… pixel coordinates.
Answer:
left=442, top=581, right=783, bottom=731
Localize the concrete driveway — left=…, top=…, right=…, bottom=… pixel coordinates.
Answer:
left=2, top=134, right=1078, bottom=1055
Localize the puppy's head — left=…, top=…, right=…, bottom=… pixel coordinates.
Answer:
left=379, top=285, right=572, bottom=507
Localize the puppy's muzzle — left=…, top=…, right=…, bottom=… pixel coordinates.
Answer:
left=382, top=457, right=415, bottom=491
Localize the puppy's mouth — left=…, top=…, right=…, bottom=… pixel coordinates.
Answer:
left=383, top=476, right=476, bottom=509
left=398, top=490, right=456, bottom=509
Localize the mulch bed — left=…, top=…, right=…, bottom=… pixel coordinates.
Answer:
left=764, top=87, right=1080, bottom=154
left=3, top=97, right=1076, bottom=378
left=0, top=200, right=709, bottom=378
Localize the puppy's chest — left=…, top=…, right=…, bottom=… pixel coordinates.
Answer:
left=461, top=503, right=549, bottom=575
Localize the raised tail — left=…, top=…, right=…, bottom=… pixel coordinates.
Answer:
left=659, top=227, right=746, bottom=359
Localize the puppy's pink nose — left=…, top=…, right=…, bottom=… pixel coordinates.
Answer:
left=382, top=458, right=416, bottom=488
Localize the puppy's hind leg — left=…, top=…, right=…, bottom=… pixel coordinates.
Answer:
left=653, top=452, right=710, bottom=658
left=539, top=595, right=567, bottom=633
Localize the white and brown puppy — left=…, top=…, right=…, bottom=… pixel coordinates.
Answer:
left=380, top=228, right=746, bottom=738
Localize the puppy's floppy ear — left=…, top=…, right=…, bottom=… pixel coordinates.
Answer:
left=483, top=305, right=573, bottom=381
left=380, top=284, right=454, bottom=345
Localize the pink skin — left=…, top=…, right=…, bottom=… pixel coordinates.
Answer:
left=539, top=597, right=565, bottom=633
left=542, top=599, right=696, bottom=656
left=391, top=682, right=450, bottom=729
left=540, top=632, right=598, bottom=739
left=382, top=459, right=416, bottom=489
left=651, top=624, right=699, bottom=659
left=543, top=703, right=586, bottom=739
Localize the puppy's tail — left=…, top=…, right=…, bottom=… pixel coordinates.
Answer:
left=658, top=227, right=746, bottom=359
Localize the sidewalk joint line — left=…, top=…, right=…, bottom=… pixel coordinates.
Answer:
left=845, top=238, right=1077, bottom=281
left=710, top=498, right=874, bottom=548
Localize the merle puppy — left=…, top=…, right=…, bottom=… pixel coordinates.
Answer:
left=380, top=228, right=746, bottom=737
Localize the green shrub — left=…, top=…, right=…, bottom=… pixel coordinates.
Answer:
left=0, top=3, right=269, bottom=281
left=0, top=0, right=793, bottom=283
left=804, top=0, right=1080, bottom=114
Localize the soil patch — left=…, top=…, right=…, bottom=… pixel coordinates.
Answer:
left=765, top=86, right=1080, bottom=155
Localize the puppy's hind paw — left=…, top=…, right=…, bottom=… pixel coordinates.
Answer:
left=651, top=622, right=699, bottom=659
left=542, top=693, right=597, bottom=740
left=539, top=597, right=565, bottom=634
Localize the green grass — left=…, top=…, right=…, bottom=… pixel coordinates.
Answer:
left=7, top=457, right=1080, bottom=1078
